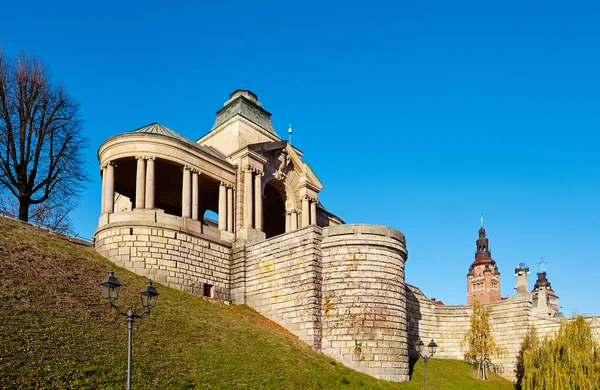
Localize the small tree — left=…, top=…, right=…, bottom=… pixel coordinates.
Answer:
left=462, top=301, right=505, bottom=380
left=0, top=50, right=87, bottom=224
left=521, top=316, right=600, bottom=390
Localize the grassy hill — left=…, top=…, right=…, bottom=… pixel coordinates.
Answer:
left=0, top=216, right=513, bottom=389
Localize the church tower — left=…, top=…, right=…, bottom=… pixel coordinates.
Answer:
left=467, top=225, right=502, bottom=305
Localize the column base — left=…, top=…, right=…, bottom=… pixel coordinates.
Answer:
left=237, top=228, right=266, bottom=244
left=98, top=213, right=110, bottom=226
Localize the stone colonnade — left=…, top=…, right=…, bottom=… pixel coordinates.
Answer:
left=100, top=156, right=234, bottom=233
left=285, top=195, right=317, bottom=233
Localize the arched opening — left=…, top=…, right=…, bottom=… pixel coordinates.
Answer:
left=263, top=180, right=286, bottom=239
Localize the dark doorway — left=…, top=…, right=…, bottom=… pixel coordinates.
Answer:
left=263, top=181, right=286, bottom=239
left=203, top=283, right=213, bottom=298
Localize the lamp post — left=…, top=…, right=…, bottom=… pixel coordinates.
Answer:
left=416, top=338, right=437, bottom=390
left=100, top=270, right=159, bottom=390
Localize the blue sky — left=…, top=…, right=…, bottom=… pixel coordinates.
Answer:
left=2, top=0, right=599, bottom=315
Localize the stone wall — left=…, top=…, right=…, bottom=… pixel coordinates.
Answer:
left=529, top=313, right=600, bottom=341
left=406, top=284, right=531, bottom=381
left=321, top=225, right=409, bottom=382
left=95, top=223, right=232, bottom=300
left=228, top=223, right=411, bottom=382
left=239, top=226, right=324, bottom=350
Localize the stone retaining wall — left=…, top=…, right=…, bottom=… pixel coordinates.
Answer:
left=96, top=218, right=600, bottom=384
left=407, top=284, right=531, bottom=381
left=406, top=285, right=600, bottom=382
left=95, top=223, right=232, bottom=300
left=241, top=226, right=324, bottom=350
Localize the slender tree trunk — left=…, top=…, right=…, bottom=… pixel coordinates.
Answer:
left=18, top=198, right=30, bottom=222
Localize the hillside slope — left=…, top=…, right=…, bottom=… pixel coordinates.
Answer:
left=0, top=216, right=512, bottom=389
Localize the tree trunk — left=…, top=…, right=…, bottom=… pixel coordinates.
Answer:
left=18, top=198, right=30, bottom=222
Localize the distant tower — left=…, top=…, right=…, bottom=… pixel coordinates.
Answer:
left=467, top=225, right=502, bottom=305
left=531, top=260, right=560, bottom=316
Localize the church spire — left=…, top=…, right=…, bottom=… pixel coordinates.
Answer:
left=467, top=221, right=501, bottom=305
left=475, top=225, right=491, bottom=260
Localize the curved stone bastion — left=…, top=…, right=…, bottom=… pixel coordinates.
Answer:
left=320, top=224, right=409, bottom=382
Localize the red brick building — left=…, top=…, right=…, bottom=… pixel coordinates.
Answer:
left=467, top=226, right=502, bottom=305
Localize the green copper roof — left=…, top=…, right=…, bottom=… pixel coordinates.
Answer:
left=130, top=122, right=197, bottom=145
left=102, top=122, right=229, bottom=163
left=211, top=90, right=280, bottom=138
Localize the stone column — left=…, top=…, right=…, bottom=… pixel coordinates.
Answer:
left=181, top=166, right=191, bottom=218
left=226, top=186, right=233, bottom=232
left=302, top=196, right=310, bottom=227
left=191, top=170, right=199, bottom=220
left=218, top=182, right=227, bottom=230
left=100, top=166, right=106, bottom=214
left=104, top=162, right=115, bottom=214
left=243, top=167, right=253, bottom=228
left=285, top=211, right=291, bottom=233
left=135, top=156, right=146, bottom=209
left=537, top=286, right=548, bottom=310
left=310, top=198, right=317, bottom=225
left=291, top=210, right=298, bottom=230
left=254, top=171, right=262, bottom=231
left=145, top=157, right=155, bottom=209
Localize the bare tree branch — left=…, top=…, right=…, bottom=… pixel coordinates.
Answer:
left=0, top=49, right=88, bottom=224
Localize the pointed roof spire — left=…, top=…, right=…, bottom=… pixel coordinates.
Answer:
left=472, top=219, right=495, bottom=266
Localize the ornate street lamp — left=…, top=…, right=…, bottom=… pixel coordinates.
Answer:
left=416, top=338, right=437, bottom=390
left=100, top=270, right=159, bottom=390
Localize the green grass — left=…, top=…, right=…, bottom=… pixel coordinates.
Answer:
left=0, top=216, right=513, bottom=389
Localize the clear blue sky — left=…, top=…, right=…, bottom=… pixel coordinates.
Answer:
left=2, top=0, right=599, bottom=315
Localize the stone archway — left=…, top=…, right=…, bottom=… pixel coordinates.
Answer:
left=263, top=180, right=286, bottom=239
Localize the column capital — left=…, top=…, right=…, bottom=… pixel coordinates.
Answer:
left=145, top=156, right=156, bottom=161
left=182, top=165, right=192, bottom=172
left=135, top=155, right=145, bottom=160
left=102, top=161, right=117, bottom=169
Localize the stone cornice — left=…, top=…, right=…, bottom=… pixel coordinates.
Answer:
left=229, top=148, right=268, bottom=166
left=98, top=135, right=235, bottom=184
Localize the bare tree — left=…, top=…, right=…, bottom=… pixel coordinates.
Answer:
left=0, top=50, right=87, bottom=224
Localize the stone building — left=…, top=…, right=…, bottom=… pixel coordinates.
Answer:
left=95, top=90, right=599, bottom=383
left=466, top=226, right=501, bottom=305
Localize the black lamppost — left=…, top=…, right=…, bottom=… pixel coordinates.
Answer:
left=100, top=270, right=159, bottom=390
left=416, top=338, right=437, bottom=390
